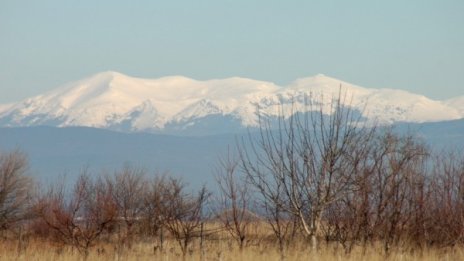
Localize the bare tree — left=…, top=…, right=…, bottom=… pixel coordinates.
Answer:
left=366, top=132, right=428, bottom=254
left=215, top=150, right=252, bottom=250
left=162, top=178, right=209, bottom=257
left=426, top=151, right=464, bottom=247
left=106, top=165, right=147, bottom=248
left=0, top=150, right=32, bottom=231
left=239, top=92, right=376, bottom=251
left=261, top=189, right=298, bottom=258
left=327, top=130, right=428, bottom=254
left=141, top=174, right=171, bottom=252
left=35, top=171, right=117, bottom=257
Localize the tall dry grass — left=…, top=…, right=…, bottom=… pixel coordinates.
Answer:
left=1, top=234, right=463, bottom=261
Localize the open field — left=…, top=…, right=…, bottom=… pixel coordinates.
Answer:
left=2, top=236, right=464, bottom=261
left=1, top=222, right=463, bottom=261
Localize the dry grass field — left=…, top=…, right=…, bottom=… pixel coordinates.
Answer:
left=1, top=242, right=463, bottom=261
left=1, top=234, right=463, bottom=261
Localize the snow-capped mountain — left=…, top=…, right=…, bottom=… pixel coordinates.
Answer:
left=444, top=96, right=464, bottom=116
left=0, top=71, right=462, bottom=134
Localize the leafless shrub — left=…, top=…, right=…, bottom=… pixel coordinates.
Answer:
left=0, top=150, right=32, bottom=232
left=35, top=171, right=117, bottom=257
left=215, top=150, right=253, bottom=250
left=426, top=151, right=464, bottom=247
left=329, top=130, right=428, bottom=254
left=105, top=165, right=147, bottom=248
left=161, top=178, right=210, bottom=257
left=368, top=132, right=428, bottom=254
left=141, top=174, right=171, bottom=252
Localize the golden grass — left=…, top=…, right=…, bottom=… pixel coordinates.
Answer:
left=0, top=221, right=459, bottom=260
left=1, top=236, right=464, bottom=261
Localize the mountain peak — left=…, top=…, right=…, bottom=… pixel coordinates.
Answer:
left=286, top=74, right=368, bottom=97
left=85, top=71, right=132, bottom=84
left=0, top=72, right=463, bottom=133
left=95, top=70, right=130, bottom=78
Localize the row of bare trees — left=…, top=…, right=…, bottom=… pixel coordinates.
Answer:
left=32, top=168, right=209, bottom=258
left=1, top=93, right=464, bottom=257
left=0, top=157, right=209, bottom=258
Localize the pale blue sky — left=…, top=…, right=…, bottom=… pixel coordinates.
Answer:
left=1, top=0, right=463, bottom=103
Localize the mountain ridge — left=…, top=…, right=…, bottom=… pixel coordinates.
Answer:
left=1, top=71, right=462, bottom=135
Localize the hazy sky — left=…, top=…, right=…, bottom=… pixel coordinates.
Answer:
left=1, top=0, right=463, bottom=103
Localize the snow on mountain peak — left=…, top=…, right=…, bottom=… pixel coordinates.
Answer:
left=444, top=96, right=464, bottom=115
left=0, top=72, right=462, bottom=133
